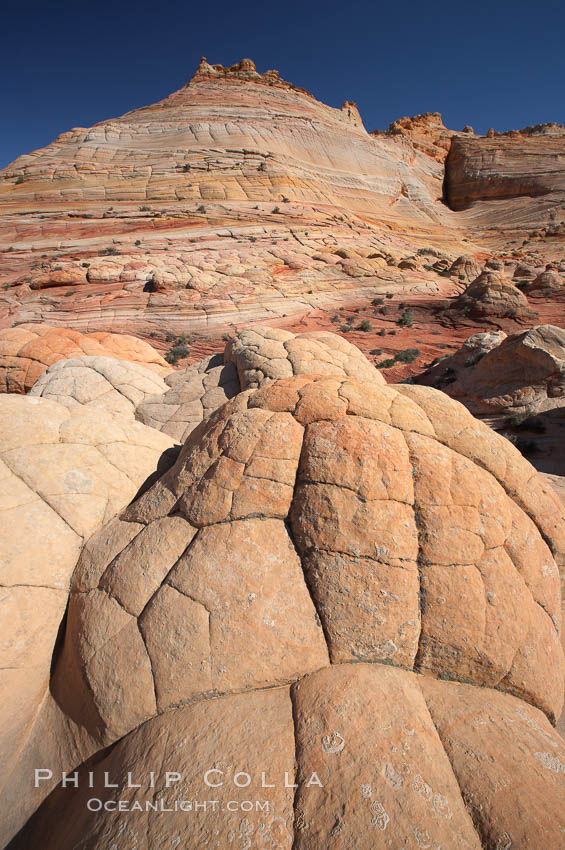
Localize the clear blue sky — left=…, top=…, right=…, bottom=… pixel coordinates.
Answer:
left=1, top=0, right=563, bottom=169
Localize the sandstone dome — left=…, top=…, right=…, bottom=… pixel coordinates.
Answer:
left=0, top=324, right=170, bottom=393
left=0, top=392, right=177, bottom=847
left=8, top=372, right=565, bottom=848
left=29, top=355, right=170, bottom=415
left=445, top=271, right=538, bottom=325
left=135, top=326, right=384, bottom=442
left=418, top=324, right=565, bottom=419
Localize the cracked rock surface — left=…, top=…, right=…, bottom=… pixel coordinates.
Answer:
left=3, top=368, right=565, bottom=848
left=30, top=355, right=169, bottom=415
left=134, top=326, right=384, bottom=443
left=0, top=392, right=176, bottom=844
left=0, top=323, right=171, bottom=393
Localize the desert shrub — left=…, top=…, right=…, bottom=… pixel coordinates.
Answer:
left=356, top=319, right=372, bottom=332
left=371, top=297, right=384, bottom=306
left=399, top=308, right=414, bottom=327
left=166, top=343, right=190, bottom=364
left=395, top=348, right=420, bottom=363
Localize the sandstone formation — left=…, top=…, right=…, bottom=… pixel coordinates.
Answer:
left=0, top=393, right=176, bottom=843
left=445, top=125, right=565, bottom=217
left=0, top=356, right=563, bottom=846
left=52, top=376, right=565, bottom=740
left=0, top=324, right=170, bottom=393
left=445, top=253, right=482, bottom=283
left=525, top=266, right=565, bottom=295
left=371, top=111, right=456, bottom=163
left=2, top=56, right=565, bottom=850
left=135, top=353, right=239, bottom=441
left=135, top=326, right=384, bottom=441
left=443, top=272, right=538, bottom=325
left=30, top=355, right=169, bottom=416
left=419, top=325, right=565, bottom=419
left=0, top=57, right=564, bottom=350
left=15, top=664, right=565, bottom=850
left=224, top=325, right=383, bottom=388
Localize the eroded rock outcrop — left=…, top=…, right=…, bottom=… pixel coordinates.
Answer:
left=0, top=324, right=170, bottom=393
left=30, top=355, right=169, bottom=415
left=224, top=326, right=384, bottom=389
left=443, top=272, right=538, bottom=325
left=19, top=665, right=565, bottom=850
left=1, top=355, right=564, bottom=847
left=419, top=325, right=565, bottom=419
left=48, top=376, right=564, bottom=749
left=135, top=326, right=384, bottom=442
left=445, top=128, right=565, bottom=212
left=0, top=393, right=176, bottom=844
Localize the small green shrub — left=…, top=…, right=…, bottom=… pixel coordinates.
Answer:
left=399, top=308, right=414, bottom=327
left=395, top=348, right=420, bottom=363
left=165, top=343, right=190, bottom=364
left=356, top=319, right=372, bottom=332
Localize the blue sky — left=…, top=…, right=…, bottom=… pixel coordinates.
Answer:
left=1, top=0, right=563, bottom=169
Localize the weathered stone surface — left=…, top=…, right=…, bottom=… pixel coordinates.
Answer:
left=10, top=687, right=296, bottom=850
left=48, top=375, right=565, bottom=761
left=30, top=355, right=169, bottom=415
left=444, top=272, right=538, bottom=325
left=0, top=393, right=176, bottom=844
left=225, top=326, right=383, bottom=389
left=446, top=254, right=482, bottom=283
left=0, top=324, right=170, bottom=393
left=136, top=353, right=239, bottom=441
left=292, top=664, right=481, bottom=849
left=526, top=267, right=564, bottom=295
left=421, top=676, right=565, bottom=848
left=419, top=324, right=565, bottom=419
left=445, top=129, right=565, bottom=213
left=17, top=665, right=565, bottom=850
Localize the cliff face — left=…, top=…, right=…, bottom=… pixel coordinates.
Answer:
left=444, top=126, right=565, bottom=228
